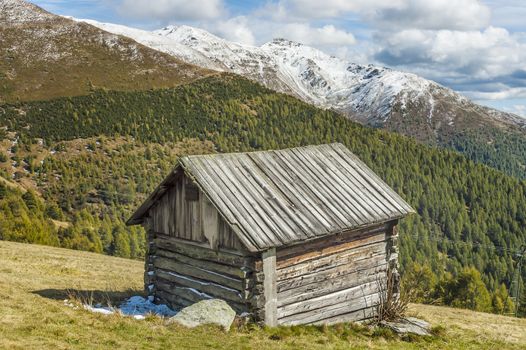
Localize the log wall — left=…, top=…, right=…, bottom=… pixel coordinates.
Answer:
left=144, top=232, right=263, bottom=314
left=274, top=222, right=398, bottom=325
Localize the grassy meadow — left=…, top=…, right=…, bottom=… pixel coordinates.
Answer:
left=0, top=240, right=525, bottom=350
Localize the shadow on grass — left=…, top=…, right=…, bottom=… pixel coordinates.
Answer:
left=32, top=288, right=144, bottom=305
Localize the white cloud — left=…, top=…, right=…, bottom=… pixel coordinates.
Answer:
left=206, top=16, right=256, bottom=45
left=117, top=0, right=224, bottom=21
left=374, top=0, right=490, bottom=30
left=283, top=0, right=404, bottom=18
left=275, top=0, right=489, bottom=31
left=468, top=87, right=526, bottom=100
left=274, top=23, right=356, bottom=46
left=508, top=104, right=526, bottom=117
left=376, top=27, right=526, bottom=79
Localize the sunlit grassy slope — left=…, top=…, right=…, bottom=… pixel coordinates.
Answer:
left=1, top=240, right=525, bottom=350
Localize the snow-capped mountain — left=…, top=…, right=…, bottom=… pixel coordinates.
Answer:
left=77, top=19, right=525, bottom=140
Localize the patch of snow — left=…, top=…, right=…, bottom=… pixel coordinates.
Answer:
left=66, top=296, right=177, bottom=320
left=119, top=295, right=176, bottom=318
left=84, top=304, right=114, bottom=315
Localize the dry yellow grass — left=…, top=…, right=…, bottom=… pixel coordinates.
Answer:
left=408, top=304, right=526, bottom=345
left=1, top=240, right=525, bottom=350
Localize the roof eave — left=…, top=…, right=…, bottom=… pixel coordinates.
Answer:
left=260, top=213, right=413, bottom=252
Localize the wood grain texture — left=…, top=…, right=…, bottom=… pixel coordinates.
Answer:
left=130, top=143, right=414, bottom=252
left=274, top=226, right=393, bottom=325
left=263, top=248, right=277, bottom=327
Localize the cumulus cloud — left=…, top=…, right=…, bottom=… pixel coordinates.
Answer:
left=117, top=0, right=224, bottom=21
left=374, top=0, right=490, bottom=30
left=274, top=23, right=356, bottom=46
left=282, top=0, right=404, bottom=19
left=275, top=0, right=489, bottom=31
left=468, top=87, right=526, bottom=100
left=206, top=16, right=256, bottom=45
left=375, top=27, right=526, bottom=79
left=507, top=104, right=526, bottom=117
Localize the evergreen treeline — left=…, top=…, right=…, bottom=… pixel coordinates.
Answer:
left=0, top=74, right=525, bottom=315
left=446, top=130, right=526, bottom=180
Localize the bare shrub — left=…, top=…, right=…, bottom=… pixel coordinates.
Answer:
left=374, top=268, right=412, bottom=323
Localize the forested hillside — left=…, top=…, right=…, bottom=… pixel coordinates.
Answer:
left=0, top=74, right=525, bottom=315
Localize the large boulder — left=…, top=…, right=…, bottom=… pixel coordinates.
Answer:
left=168, top=299, right=236, bottom=330
left=380, top=317, right=431, bottom=336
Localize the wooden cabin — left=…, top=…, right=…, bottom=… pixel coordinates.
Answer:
left=127, top=143, right=414, bottom=326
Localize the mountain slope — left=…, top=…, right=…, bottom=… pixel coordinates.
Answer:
left=81, top=19, right=526, bottom=179
left=3, top=240, right=526, bottom=349
left=0, top=0, right=212, bottom=103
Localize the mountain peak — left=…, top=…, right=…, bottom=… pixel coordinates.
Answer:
left=266, top=38, right=304, bottom=48
left=155, top=24, right=222, bottom=43
left=0, top=0, right=53, bottom=23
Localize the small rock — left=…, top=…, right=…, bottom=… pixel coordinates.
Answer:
left=380, top=317, right=431, bottom=336
left=168, top=299, right=236, bottom=331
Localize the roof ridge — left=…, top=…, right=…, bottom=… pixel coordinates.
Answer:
left=181, top=143, right=345, bottom=160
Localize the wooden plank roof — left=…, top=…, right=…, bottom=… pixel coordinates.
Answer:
left=127, top=143, right=414, bottom=252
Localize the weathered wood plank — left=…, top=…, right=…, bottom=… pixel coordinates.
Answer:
left=200, top=156, right=280, bottom=247
left=184, top=158, right=262, bottom=251
left=190, top=199, right=201, bottom=242
left=277, top=261, right=388, bottom=306
left=235, top=156, right=308, bottom=242
left=292, top=147, right=366, bottom=225
left=311, top=305, right=377, bottom=325
left=157, top=278, right=211, bottom=304
left=237, top=155, right=317, bottom=239
left=273, top=150, right=349, bottom=230
left=277, top=255, right=386, bottom=292
left=155, top=248, right=250, bottom=279
left=247, top=152, right=331, bottom=234
left=156, top=289, right=193, bottom=310
left=319, top=146, right=393, bottom=218
left=201, top=194, right=219, bottom=250
left=331, top=145, right=408, bottom=215
left=156, top=271, right=245, bottom=303
left=263, top=248, right=277, bottom=327
left=276, top=226, right=387, bottom=268
left=154, top=256, right=245, bottom=291
left=221, top=156, right=295, bottom=244
left=156, top=279, right=249, bottom=314
left=276, top=241, right=387, bottom=281
left=154, top=234, right=253, bottom=266
left=278, top=281, right=380, bottom=318
left=278, top=292, right=381, bottom=325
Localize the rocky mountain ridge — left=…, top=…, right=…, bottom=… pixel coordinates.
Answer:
left=78, top=19, right=526, bottom=144
left=0, top=0, right=211, bottom=103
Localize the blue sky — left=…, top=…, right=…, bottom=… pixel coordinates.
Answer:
left=32, top=0, right=526, bottom=117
